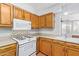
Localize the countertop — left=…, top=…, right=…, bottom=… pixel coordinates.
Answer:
left=1, top=33, right=79, bottom=47
left=32, top=33, right=79, bottom=44
left=0, top=35, right=16, bottom=47
left=40, top=34, right=79, bottom=44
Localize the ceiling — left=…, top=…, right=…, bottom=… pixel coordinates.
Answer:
left=13, top=3, right=79, bottom=16
left=27, top=3, right=57, bottom=11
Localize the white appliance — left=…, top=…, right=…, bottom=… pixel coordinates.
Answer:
left=13, top=19, right=31, bottom=30
left=13, top=36, right=36, bottom=56
left=19, top=40, right=36, bottom=56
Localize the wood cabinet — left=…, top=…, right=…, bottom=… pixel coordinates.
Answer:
left=65, top=42, right=79, bottom=56
left=39, top=37, right=52, bottom=56
left=39, top=15, right=46, bottom=28
left=45, top=13, right=55, bottom=28
left=36, top=37, right=40, bottom=54
left=39, top=13, right=55, bottom=28
left=14, top=6, right=23, bottom=19
left=31, top=14, right=39, bottom=29
left=0, top=43, right=16, bottom=56
left=0, top=3, right=13, bottom=27
left=36, top=52, right=46, bottom=56
left=23, top=11, right=31, bottom=21
left=0, top=3, right=55, bottom=28
left=37, top=37, right=79, bottom=56
left=52, top=43, right=65, bottom=56
left=66, top=48, right=79, bottom=56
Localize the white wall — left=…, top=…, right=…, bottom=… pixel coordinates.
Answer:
left=62, top=3, right=79, bottom=20
left=0, top=28, right=12, bottom=36
left=62, top=3, right=79, bottom=35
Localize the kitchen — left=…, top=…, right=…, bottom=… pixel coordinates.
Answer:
left=0, top=3, right=79, bottom=56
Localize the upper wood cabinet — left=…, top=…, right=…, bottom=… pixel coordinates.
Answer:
left=31, top=14, right=39, bottom=29
left=39, top=13, right=55, bottom=29
left=39, top=37, right=52, bottom=56
left=14, top=6, right=24, bottom=19
left=39, top=15, right=46, bottom=28
left=23, top=11, right=31, bottom=21
left=0, top=3, right=13, bottom=27
left=0, top=3, right=55, bottom=28
left=45, top=13, right=55, bottom=28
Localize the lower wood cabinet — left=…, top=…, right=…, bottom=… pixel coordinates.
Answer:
left=1, top=49, right=16, bottom=56
left=36, top=52, right=46, bottom=56
left=0, top=43, right=16, bottom=56
left=37, top=37, right=79, bottom=56
left=36, top=37, right=40, bottom=54
left=52, top=43, right=65, bottom=56
left=39, top=37, right=52, bottom=56
left=66, top=48, right=79, bottom=56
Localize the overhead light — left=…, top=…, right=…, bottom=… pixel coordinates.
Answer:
left=64, top=12, right=68, bottom=15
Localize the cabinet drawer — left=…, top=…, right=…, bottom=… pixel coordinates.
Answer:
left=53, top=40, right=65, bottom=46
left=65, top=42, right=79, bottom=49
left=0, top=43, right=16, bottom=53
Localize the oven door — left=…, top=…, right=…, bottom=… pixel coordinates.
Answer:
left=19, top=40, right=36, bottom=56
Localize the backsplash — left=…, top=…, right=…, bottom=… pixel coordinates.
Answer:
left=0, top=28, right=12, bottom=36
left=0, top=27, right=39, bottom=36
left=11, top=29, right=39, bottom=36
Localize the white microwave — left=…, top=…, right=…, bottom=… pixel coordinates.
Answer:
left=13, top=19, right=31, bottom=30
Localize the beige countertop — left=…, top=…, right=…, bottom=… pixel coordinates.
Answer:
left=33, top=33, right=79, bottom=44
left=0, top=35, right=16, bottom=47
left=0, top=33, right=79, bottom=47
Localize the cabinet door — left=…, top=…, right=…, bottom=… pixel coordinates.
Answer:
left=40, top=37, right=52, bottom=56
left=0, top=4, right=12, bottom=26
left=24, top=11, right=31, bottom=21
left=39, top=15, right=46, bottom=28
left=36, top=38, right=40, bottom=54
left=31, top=14, right=39, bottom=29
left=0, top=43, right=16, bottom=56
left=1, top=49, right=16, bottom=56
left=67, top=48, right=79, bottom=56
left=14, top=7, right=23, bottom=19
left=52, top=43, right=65, bottom=56
left=46, top=13, right=55, bottom=28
